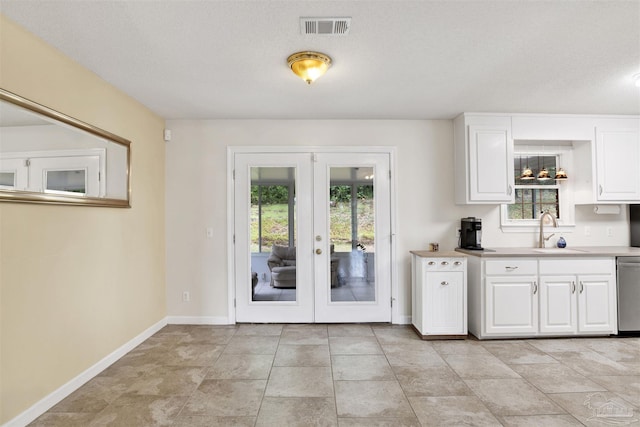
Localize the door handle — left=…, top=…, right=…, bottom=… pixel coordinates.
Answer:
left=315, top=248, right=322, bottom=255
left=579, top=281, right=584, bottom=293
left=533, top=281, right=538, bottom=294
left=571, top=281, right=576, bottom=294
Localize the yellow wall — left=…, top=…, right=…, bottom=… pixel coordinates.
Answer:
left=0, top=15, right=166, bottom=423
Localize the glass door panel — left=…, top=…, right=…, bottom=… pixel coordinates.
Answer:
left=250, top=167, right=297, bottom=302
left=314, top=153, right=391, bottom=323
left=329, top=167, right=375, bottom=302
left=234, top=153, right=313, bottom=323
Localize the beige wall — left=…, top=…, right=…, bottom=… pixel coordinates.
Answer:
left=0, top=15, right=166, bottom=423
left=165, top=119, right=631, bottom=323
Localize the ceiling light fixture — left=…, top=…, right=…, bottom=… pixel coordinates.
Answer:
left=287, top=51, right=332, bottom=84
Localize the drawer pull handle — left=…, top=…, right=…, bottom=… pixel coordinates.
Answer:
left=441, top=281, right=449, bottom=286
left=579, top=281, right=584, bottom=293
left=454, top=261, right=462, bottom=266
left=533, top=281, right=538, bottom=294
left=428, top=261, right=436, bottom=266
left=505, top=266, right=518, bottom=271
left=571, top=281, right=576, bottom=293
left=441, top=261, right=449, bottom=266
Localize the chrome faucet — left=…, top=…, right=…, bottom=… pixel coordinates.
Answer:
left=539, top=211, right=558, bottom=248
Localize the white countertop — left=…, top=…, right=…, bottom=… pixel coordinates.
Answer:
left=455, top=246, right=640, bottom=257
left=410, top=250, right=466, bottom=258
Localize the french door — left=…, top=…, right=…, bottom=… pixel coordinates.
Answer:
left=232, top=149, right=392, bottom=323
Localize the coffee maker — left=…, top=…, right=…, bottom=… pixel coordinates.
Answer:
left=460, top=217, right=483, bottom=250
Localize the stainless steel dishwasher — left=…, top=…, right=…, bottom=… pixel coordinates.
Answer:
left=617, top=257, right=640, bottom=332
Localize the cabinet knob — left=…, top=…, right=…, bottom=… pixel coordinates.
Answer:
left=441, top=261, right=449, bottom=266
left=428, top=261, right=436, bottom=266
left=441, top=281, right=449, bottom=286
left=454, top=261, right=462, bottom=266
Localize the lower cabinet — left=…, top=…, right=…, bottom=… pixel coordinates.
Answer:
left=467, top=256, right=617, bottom=339
left=411, top=254, right=467, bottom=339
left=485, top=276, right=538, bottom=335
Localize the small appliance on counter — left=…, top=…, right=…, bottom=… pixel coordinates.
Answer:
left=459, top=217, right=483, bottom=250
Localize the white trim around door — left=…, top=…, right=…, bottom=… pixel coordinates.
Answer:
left=227, top=146, right=398, bottom=324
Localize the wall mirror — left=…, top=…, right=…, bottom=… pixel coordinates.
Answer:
left=0, top=88, right=131, bottom=207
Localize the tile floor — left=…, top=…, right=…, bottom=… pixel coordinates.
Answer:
left=30, top=324, right=639, bottom=426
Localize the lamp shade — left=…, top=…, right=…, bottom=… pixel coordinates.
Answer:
left=520, top=167, right=535, bottom=180
left=537, top=168, right=551, bottom=181
left=287, top=51, right=332, bottom=84
left=554, top=168, right=568, bottom=180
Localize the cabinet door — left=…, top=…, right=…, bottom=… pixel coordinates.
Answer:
left=577, top=275, right=616, bottom=333
left=539, top=276, right=577, bottom=334
left=485, top=276, right=538, bottom=335
left=468, top=125, right=514, bottom=203
left=595, top=127, right=640, bottom=201
left=425, top=271, right=465, bottom=334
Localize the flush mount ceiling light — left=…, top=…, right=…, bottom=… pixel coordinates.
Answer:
left=287, top=51, right=332, bottom=84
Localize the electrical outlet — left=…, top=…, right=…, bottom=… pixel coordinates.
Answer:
left=182, top=291, right=190, bottom=302
left=584, top=226, right=591, bottom=236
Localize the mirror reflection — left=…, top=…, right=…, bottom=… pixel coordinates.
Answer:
left=0, top=89, right=130, bottom=207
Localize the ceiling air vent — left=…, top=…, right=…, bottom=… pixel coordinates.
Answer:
left=300, top=17, right=351, bottom=35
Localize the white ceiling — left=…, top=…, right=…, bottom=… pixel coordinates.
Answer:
left=1, top=0, right=639, bottom=120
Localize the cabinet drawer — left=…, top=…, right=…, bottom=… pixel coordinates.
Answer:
left=422, top=257, right=466, bottom=271
left=539, top=258, right=614, bottom=275
left=485, top=259, right=537, bottom=275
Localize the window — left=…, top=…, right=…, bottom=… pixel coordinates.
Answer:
left=250, top=167, right=296, bottom=253
left=501, top=144, right=574, bottom=231
left=508, top=154, right=559, bottom=220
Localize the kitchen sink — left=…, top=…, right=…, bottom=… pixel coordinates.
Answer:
left=533, top=248, right=588, bottom=254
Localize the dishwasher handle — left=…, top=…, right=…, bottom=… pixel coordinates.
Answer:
left=618, top=262, right=640, bottom=269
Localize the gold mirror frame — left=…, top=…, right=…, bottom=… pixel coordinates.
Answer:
left=0, top=88, right=131, bottom=207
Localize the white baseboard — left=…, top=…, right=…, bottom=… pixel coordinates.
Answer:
left=167, top=316, right=231, bottom=325
left=3, top=317, right=167, bottom=427
left=394, top=315, right=412, bottom=325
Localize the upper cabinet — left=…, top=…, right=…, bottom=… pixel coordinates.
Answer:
left=455, top=113, right=640, bottom=205
left=594, top=119, right=640, bottom=202
left=454, top=114, right=514, bottom=204
left=573, top=117, right=640, bottom=204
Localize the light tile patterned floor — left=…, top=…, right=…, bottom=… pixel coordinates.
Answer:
left=30, top=325, right=640, bottom=426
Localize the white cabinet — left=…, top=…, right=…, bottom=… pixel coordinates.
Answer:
left=411, top=253, right=467, bottom=339
left=594, top=120, right=640, bottom=202
left=578, top=275, right=617, bottom=333
left=454, top=114, right=514, bottom=204
left=485, top=276, right=538, bottom=335
left=539, top=258, right=617, bottom=335
left=467, top=256, right=617, bottom=339
left=539, top=276, right=577, bottom=334
left=482, top=258, right=538, bottom=335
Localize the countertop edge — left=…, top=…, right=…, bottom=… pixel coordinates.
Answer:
left=455, top=246, right=640, bottom=257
